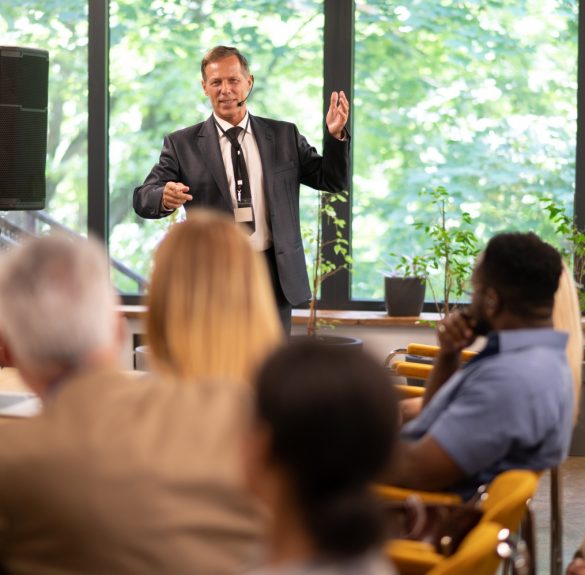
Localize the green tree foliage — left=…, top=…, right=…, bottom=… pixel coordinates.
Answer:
left=352, top=0, right=577, bottom=299
left=2, top=1, right=578, bottom=298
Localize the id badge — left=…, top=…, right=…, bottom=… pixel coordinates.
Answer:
left=234, top=206, right=254, bottom=223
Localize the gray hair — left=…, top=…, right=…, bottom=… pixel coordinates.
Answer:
left=0, top=234, right=118, bottom=369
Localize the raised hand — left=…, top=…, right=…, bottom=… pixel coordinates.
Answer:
left=326, top=90, right=349, bottom=140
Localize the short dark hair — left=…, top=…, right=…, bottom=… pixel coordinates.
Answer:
left=255, top=338, right=398, bottom=559
left=200, top=46, right=250, bottom=80
left=480, top=231, right=562, bottom=315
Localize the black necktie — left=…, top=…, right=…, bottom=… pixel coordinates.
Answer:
left=225, top=126, right=255, bottom=232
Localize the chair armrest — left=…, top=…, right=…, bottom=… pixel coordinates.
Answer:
left=407, top=344, right=477, bottom=362
left=395, top=384, right=425, bottom=399
left=373, top=484, right=463, bottom=506
left=392, top=361, right=434, bottom=380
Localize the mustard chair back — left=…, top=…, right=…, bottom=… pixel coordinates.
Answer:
left=480, top=470, right=539, bottom=531
left=427, top=522, right=504, bottom=575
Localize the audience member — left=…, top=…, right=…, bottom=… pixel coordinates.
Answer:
left=399, top=258, right=583, bottom=425
left=0, top=226, right=274, bottom=574
left=145, top=208, right=283, bottom=384
left=382, top=232, right=574, bottom=500
left=553, top=261, right=583, bottom=424
left=560, top=261, right=585, bottom=575
left=243, top=339, right=398, bottom=575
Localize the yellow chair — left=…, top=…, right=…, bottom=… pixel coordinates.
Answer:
left=426, top=522, right=526, bottom=575
left=384, top=343, right=477, bottom=381
left=394, top=383, right=426, bottom=400
left=388, top=523, right=530, bottom=575
left=382, top=470, right=539, bottom=575
left=479, top=470, right=539, bottom=530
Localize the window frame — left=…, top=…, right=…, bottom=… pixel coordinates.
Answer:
left=88, top=0, right=583, bottom=310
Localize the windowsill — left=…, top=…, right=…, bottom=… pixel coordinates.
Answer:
left=291, top=309, right=441, bottom=326
left=116, top=305, right=440, bottom=327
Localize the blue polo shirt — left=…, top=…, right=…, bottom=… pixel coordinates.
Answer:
left=402, top=329, right=574, bottom=499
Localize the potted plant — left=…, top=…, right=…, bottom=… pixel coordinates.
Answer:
left=382, top=254, right=428, bottom=317
left=302, top=189, right=360, bottom=346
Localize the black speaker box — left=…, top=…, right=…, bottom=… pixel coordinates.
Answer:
left=0, top=46, right=49, bottom=210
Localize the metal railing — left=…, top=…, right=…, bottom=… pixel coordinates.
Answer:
left=0, top=211, right=148, bottom=293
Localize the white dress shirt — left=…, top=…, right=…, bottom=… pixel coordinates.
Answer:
left=213, top=112, right=272, bottom=252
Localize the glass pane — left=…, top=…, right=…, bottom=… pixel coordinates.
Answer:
left=109, top=0, right=324, bottom=295
left=352, top=1, right=578, bottom=301
left=0, top=2, right=88, bottom=242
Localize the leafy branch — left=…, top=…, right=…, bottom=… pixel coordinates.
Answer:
left=304, top=190, right=352, bottom=336
left=414, top=186, right=480, bottom=316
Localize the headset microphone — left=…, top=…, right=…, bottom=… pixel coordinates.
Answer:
left=237, top=76, right=255, bottom=107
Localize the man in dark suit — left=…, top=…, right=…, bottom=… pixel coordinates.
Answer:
left=133, top=45, right=350, bottom=333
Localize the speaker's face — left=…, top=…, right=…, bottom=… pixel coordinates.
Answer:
left=201, top=55, right=253, bottom=125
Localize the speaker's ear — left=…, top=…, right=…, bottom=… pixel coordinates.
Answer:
left=0, top=46, right=49, bottom=210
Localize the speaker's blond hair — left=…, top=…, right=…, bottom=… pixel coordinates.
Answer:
left=146, top=209, right=283, bottom=384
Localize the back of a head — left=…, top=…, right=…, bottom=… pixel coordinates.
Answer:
left=146, top=208, right=282, bottom=383
left=0, top=234, right=116, bottom=369
left=553, top=261, right=583, bottom=423
left=481, top=232, right=562, bottom=316
left=255, top=339, right=399, bottom=559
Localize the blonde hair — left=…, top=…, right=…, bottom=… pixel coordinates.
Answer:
left=146, top=209, right=283, bottom=384
left=552, top=261, right=583, bottom=423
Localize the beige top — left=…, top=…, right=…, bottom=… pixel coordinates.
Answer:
left=0, top=369, right=264, bottom=575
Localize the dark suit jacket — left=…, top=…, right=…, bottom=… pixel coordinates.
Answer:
left=133, top=114, right=350, bottom=305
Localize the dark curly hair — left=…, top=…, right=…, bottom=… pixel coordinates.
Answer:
left=479, top=231, right=562, bottom=316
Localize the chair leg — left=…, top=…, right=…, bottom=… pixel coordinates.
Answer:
left=550, top=466, right=563, bottom=575
left=520, top=502, right=536, bottom=575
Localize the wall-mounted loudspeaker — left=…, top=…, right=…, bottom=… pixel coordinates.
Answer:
left=0, top=46, right=49, bottom=210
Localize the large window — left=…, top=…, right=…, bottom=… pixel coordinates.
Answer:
left=2, top=1, right=581, bottom=307
left=352, top=0, right=578, bottom=301
left=0, top=1, right=88, bottom=241
left=108, top=0, right=324, bottom=294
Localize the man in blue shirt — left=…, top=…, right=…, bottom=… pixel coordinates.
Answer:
left=384, top=232, right=574, bottom=499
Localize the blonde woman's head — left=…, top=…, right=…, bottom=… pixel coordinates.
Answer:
left=146, top=209, right=283, bottom=384
left=552, top=261, right=583, bottom=423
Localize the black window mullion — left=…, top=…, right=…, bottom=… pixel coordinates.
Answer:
left=575, top=0, right=585, bottom=234
left=88, top=0, right=109, bottom=243
left=320, top=0, right=354, bottom=309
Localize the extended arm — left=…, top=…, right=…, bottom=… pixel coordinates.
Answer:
left=133, top=136, right=192, bottom=219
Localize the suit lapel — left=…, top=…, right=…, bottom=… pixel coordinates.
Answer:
left=196, top=116, right=232, bottom=207
left=250, top=115, right=275, bottom=204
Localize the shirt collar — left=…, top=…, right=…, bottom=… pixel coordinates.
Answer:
left=468, top=328, right=568, bottom=365
left=496, top=328, right=568, bottom=353
left=213, top=112, right=250, bottom=135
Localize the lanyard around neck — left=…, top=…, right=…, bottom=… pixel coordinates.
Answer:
left=214, top=115, right=250, bottom=148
